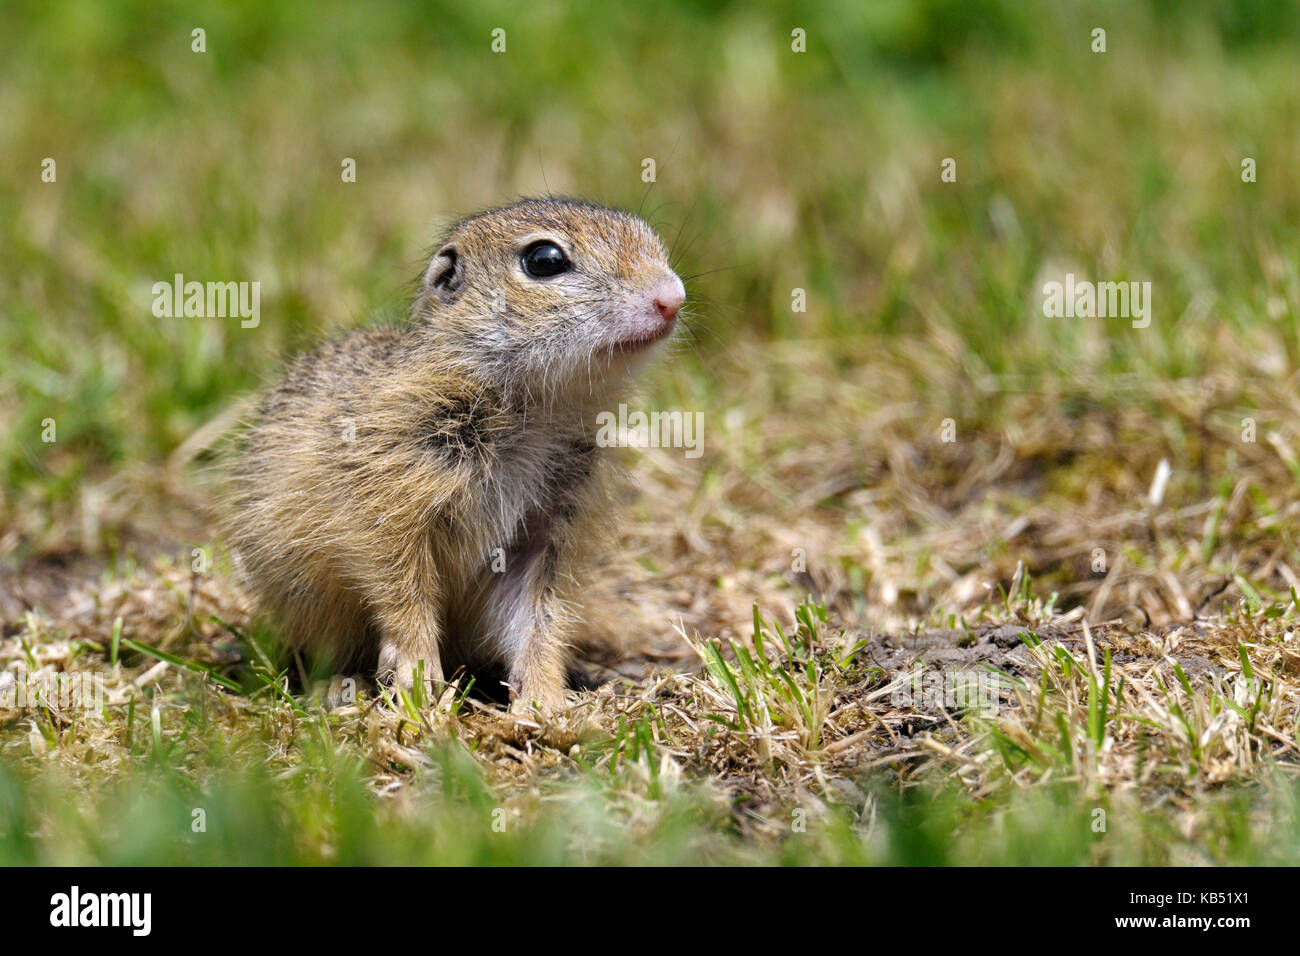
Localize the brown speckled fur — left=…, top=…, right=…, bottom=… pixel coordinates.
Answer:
left=221, top=198, right=684, bottom=711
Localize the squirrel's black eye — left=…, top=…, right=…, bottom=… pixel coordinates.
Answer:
left=521, top=241, right=570, bottom=278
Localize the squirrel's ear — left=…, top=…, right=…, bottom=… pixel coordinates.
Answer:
left=422, top=244, right=463, bottom=303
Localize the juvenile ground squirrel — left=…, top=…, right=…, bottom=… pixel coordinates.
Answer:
left=223, top=198, right=685, bottom=712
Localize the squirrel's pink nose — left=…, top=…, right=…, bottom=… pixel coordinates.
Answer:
left=651, top=276, right=685, bottom=322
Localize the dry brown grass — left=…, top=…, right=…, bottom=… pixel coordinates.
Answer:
left=5, top=328, right=1300, bottom=853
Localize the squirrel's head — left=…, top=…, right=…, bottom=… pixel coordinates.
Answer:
left=413, top=198, right=685, bottom=398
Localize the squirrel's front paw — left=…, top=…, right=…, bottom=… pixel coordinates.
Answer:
left=507, top=680, right=567, bottom=717
left=377, top=640, right=441, bottom=701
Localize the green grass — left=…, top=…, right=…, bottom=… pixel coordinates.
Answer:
left=5, top=584, right=1299, bottom=865
left=4, top=0, right=1300, bottom=864
left=6, top=712, right=1300, bottom=866
left=5, top=0, right=1299, bottom=514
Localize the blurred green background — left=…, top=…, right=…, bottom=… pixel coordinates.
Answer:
left=3, top=0, right=1298, bottom=539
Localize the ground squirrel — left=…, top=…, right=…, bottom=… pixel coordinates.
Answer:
left=222, top=198, right=685, bottom=712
